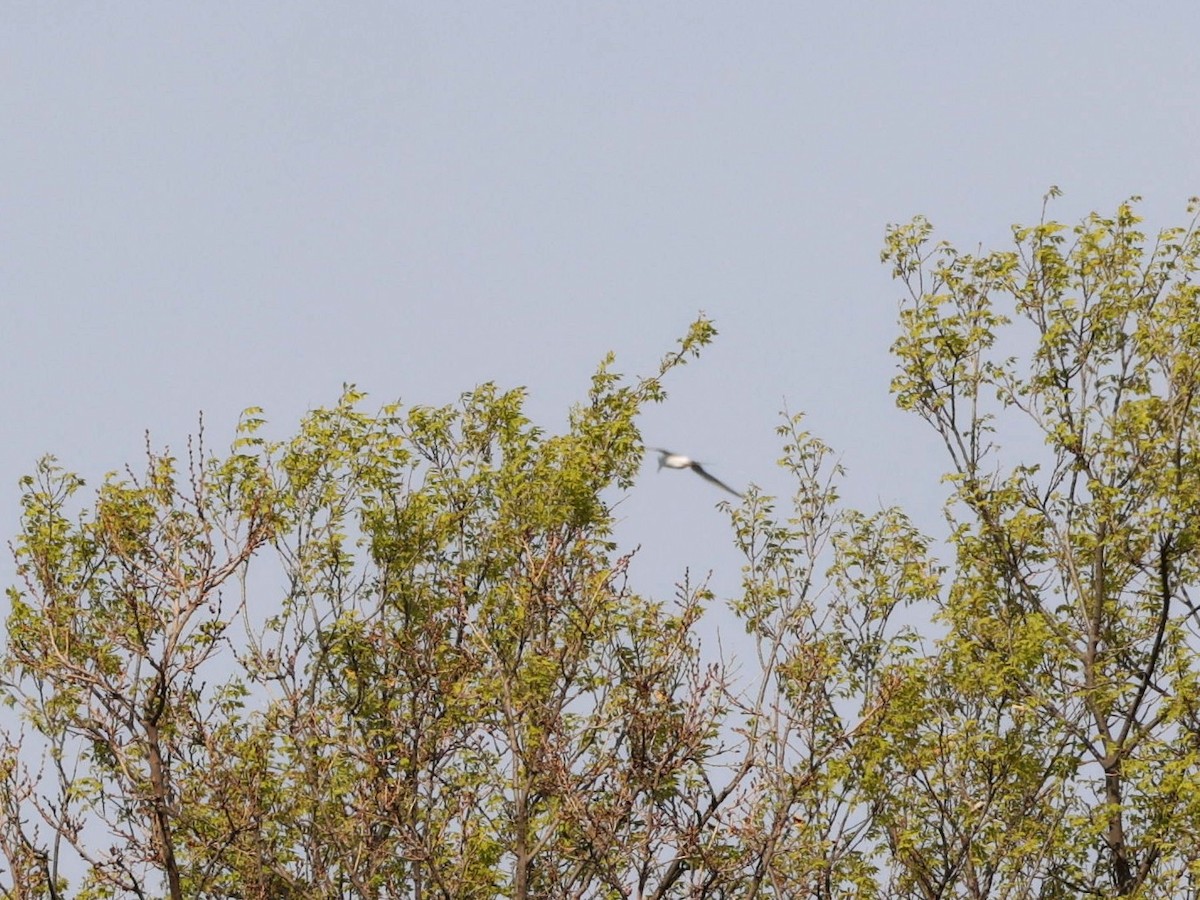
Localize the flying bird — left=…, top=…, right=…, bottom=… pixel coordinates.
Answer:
left=651, top=448, right=743, bottom=499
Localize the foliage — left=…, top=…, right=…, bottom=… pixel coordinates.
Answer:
left=879, top=192, right=1200, bottom=897
left=5, top=196, right=1200, bottom=899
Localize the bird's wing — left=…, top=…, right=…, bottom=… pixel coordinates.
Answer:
left=690, top=464, right=742, bottom=498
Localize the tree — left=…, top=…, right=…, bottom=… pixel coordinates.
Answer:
left=2, top=311, right=922, bottom=898
left=6, top=196, right=1200, bottom=899
left=876, top=192, right=1200, bottom=897
left=2, top=436, right=273, bottom=899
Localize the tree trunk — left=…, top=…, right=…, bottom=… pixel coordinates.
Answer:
left=144, top=719, right=183, bottom=900
left=1103, top=757, right=1133, bottom=895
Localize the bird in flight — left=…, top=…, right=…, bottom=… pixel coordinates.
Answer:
left=651, top=448, right=743, bottom=499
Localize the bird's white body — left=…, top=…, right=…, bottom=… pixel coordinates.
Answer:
left=657, top=452, right=695, bottom=470
left=651, top=448, right=742, bottom=498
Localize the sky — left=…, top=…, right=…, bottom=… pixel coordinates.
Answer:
left=3, top=4, right=1199, bottom=640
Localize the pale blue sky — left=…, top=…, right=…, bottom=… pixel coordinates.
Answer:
left=3, top=4, right=1199, bottom=613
